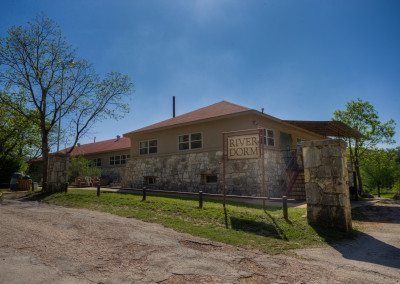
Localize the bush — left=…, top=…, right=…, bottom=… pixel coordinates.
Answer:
left=68, top=156, right=101, bottom=182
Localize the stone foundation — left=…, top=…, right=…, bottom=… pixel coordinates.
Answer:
left=47, top=154, right=69, bottom=192
left=301, top=139, right=352, bottom=232
left=122, top=148, right=286, bottom=197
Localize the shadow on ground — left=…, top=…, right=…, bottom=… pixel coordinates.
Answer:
left=230, top=217, right=283, bottom=239
left=334, top=232, right=400, bottom=269
left=352, top=200, right=400, bottom=224
left=314, top=200, right=400, bottom=269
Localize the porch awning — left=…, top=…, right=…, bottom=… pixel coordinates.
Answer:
left=283, top=120, right=362, bottom=139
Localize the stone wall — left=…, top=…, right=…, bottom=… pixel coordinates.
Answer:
left=122, top=148, right=286, bottom=197
left=301, top=139, right=352, bottom=232
left=47, top=154, right=69, bottom=192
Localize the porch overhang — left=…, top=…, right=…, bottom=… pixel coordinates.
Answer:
left=283, top=120, right=362, bottom=139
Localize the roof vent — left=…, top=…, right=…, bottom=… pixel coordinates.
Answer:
left=261, top=108, right=264, bottom=114
left=77, top=143, right=81, bottom=147
left=116, top=135, right=121, bottom=140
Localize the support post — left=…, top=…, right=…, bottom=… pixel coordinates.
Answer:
left=64, top=182, right=69, bottom=193
left=198, top=190, right=203, bottom=209
left=142, top=187, right=147, bottom=201
left=222, top=132, right=228, bottom=228
left=259, top=128, right=267, bottom=207
left=96, top=184, right=100, bottom=197
left=282, top=196, right=288, bottom=220
left=301, top=139, right=352, bottom=232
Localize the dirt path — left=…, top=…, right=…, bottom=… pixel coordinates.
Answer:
left=0, top=199, right=399, bottom=283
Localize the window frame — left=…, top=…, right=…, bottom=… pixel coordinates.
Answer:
left=263, top=128, right=275, bottom=147
left=110, top=154, right=129, bottom=165
left=121, top=154, right=129, bottom=164
left=202, top=174, right=218, bottom=184
left=139, top=139, right=158, bottom=155
left=144, top=176, right=156, bottom=185
left=114, top=155, right=121, bottom=165
left=93, top=158, right=102, bottom=167
left=178, top=132, right=203, bottom=151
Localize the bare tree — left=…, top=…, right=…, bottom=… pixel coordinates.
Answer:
left=0, top=15, right=133, bottom=192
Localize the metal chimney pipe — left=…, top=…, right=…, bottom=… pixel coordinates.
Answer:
left=173, top=96, right=176, bottom=118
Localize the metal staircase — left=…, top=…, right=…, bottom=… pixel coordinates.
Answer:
left=279, top=147, right=306, bottom=200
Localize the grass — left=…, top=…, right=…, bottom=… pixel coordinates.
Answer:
left=367, top=188, right=398, bottom=199
left=28, top=189, right=356, bottom=254
left=374, top=191, right=397, bottom=199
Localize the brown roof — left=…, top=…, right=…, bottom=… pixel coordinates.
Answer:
left=61, top=137, right=131, bottom=156
left=127, top=101, right=249, bottom=134
left=30, top=137, right=131, bottom=163
left=283, top=120, right=362, bottom=139
left=124, top=100, right=361, bottom=139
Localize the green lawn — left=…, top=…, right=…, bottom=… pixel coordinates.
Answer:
left=29, top=189, right=356, bottom=254
left=372, top=191, right=397, bottom=199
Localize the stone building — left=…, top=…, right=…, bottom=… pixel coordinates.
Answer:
left=122, top=101, right=360, bottom=198
left=29, top=136, right=131, bottom=185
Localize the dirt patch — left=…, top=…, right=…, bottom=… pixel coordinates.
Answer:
left=0, top=199, right=399, bottom=283
left=179, top=239, right=223, bottom=252
left=295, top=199, right=400, bottom=283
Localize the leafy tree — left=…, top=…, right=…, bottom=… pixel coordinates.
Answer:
left=0, top=15, right=133, bottom=191
left=333, top=99, right=396, bottom=193
left=395, top=146, right=400, bottom=165
left=0, top=97, right=41, bottom=183
left=68, top=156, right=101, bottom=182
left=361, top=149, right=399, bottom=197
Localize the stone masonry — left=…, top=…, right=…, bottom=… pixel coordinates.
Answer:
left=47, top=153, right=70, bottom=192
left=301, top=139, right=352, bottom=232
left=122, top=148, right=286, bottom=197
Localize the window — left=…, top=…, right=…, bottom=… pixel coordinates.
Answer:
left=139, top=140, right=157, bottom=155
left=115, top=155, right=121, bottom=165
left=93, top=158, right=101, bottom=167
left=121, top=154, right=129, bottom=164
left=263, top=129, right=275, bottom=146
left=179, top=133, right=202, bottom=150
left=202, top=174, right=218, bottom=184
left=178, top=135, right=189, bottom=150
left=144, top=176, right=156, bottom=185
left=110, top=155, right=128, bottom=165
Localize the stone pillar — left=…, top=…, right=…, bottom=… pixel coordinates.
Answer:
left=47, top=153, right=70, bottom=192
left=301, top=139, right=352, bottom=232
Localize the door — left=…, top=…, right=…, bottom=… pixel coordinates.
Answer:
left=280, top=132, right=293, bottom=165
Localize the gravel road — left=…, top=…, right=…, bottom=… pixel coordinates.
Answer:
left=0, top=199, right=399, bottom=283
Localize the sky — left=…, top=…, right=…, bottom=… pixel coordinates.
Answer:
left=1, top=0, right=399, bottom=147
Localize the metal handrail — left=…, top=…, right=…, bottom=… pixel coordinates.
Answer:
left=278, top=147, right=303, bottom=196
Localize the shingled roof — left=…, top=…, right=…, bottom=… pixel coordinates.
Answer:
left=127, top=101, right=250, bottom=134
left=61, top=137, right=131, bottom=156
left=125, top=100, right=362, bottom=139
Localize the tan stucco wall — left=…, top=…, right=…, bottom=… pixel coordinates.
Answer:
left=84, top=149, right=131, bottom=170
left=84, top=149, right=131, bottom=181
left=126, top=113, right=323, bottom=157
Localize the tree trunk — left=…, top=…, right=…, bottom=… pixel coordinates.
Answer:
left=354, top=140, right=363, bottom=195
left=378, top=186, right=381, bottom=197
left=348, top=139, right=358, bottom=200
left=41, top=130, right=49, bottom=192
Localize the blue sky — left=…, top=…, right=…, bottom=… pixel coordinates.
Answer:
left=1, top=0, right=399, bottom=147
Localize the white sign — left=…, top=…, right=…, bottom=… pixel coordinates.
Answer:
left=227, top=134, right=260, bottom=160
